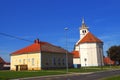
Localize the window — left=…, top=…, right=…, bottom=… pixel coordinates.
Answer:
left=46, top=58, right=49, bottom=65
left=28, top=59, right=30, bottom=62
left=82, top=30, right=87, bottom=34
left=58, top=58, right=61, bottom=65
left=32, top=58, right=34, bottom=66
left=62, top=58, right=65, bottom=65
left=52, top=57, right=56, bottom=65
left=23, top=59, right=25, bottom=64
left=54, top=58, right=56, bottom=65
left=19, top=59, right=21, bottom=63
left=82, top=30, right=84, bottom=33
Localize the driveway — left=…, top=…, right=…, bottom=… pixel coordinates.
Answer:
left=18, top=69, right=120, bottom=80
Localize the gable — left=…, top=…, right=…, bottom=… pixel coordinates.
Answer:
left=77, top=32, right=103, bottom=45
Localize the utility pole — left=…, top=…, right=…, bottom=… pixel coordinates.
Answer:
left=64, top=27, right=68, bottom=73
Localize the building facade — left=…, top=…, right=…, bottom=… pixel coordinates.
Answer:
left=10, top=39, right=73, bottom=71
left=73, top=19, right=104, bottom=67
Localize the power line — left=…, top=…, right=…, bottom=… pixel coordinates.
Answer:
left=0, top=32, right=33, bottom=43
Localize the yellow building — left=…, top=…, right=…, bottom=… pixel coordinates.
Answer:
left=10, top=39, right=73, bottom=71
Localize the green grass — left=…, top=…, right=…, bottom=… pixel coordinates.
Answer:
left=102, top=75, right=120, bottom=80
left=0, top=66, right=120, bottom=80
left=67, top=67, right=104, bottom=72
left=0, top=70, right=66, bottom=80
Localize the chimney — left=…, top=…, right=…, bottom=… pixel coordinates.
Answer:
left=34, top=38, right=40, bottom=43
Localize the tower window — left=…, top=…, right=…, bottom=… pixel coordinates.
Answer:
left=82, top=30, right=84, bottom=33
left=82, top=30, right=87, bottom=34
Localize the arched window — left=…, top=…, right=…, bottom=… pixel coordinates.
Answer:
left=82, top=30, right=84, bottom=33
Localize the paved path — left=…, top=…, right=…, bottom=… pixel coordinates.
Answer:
left=18, top=69, right=120, bottom=80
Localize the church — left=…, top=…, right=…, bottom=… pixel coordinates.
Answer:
left=73, top=19, right=104, bottom=67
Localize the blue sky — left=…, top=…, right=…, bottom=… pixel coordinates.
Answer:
left=0, top=0, right=120, bottom=62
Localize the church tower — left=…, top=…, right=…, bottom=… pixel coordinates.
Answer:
left=79, top=18, right=89, bottom=39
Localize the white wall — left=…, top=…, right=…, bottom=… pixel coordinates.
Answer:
left=73, top=58, right=80, bottom=64
left=79, top=43, right=104, bottom=67
left=10, top=52, right=41, bottom=70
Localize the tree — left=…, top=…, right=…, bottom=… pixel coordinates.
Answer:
left=107, top=45, right=120, bottom=65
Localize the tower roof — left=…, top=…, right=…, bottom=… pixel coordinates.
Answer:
left=77, top=32, right=103, bottom=45
left=80, top=18, right=88, bottom=30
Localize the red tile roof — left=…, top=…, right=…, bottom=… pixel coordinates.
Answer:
left=0, top=57, right=5, bottom=63
left=77, top=32, right=103, bottom=45
left=11, top=42, right=40, bottom=55
left=72, top=51, right=80, bottom=58
left=11, top=39, right=70, bottom=55
left=103, top=57, right=115, bottom=65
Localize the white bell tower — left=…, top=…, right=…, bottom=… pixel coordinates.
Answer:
left=79, top=18, right=89, bottom=39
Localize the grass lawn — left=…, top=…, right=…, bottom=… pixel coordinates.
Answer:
left=0, top=70, right=66, bottom=80
left=102, top=75, right=120, bottom=80
left=0, top=66, right=120, bottom=80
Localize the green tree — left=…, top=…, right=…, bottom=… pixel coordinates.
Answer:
left=107, top=45, right=120, bottom=65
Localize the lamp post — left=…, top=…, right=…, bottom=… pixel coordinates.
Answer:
left=64, top=27, right=68, bottom=73
left=108, top=43, right=111, bottom=69
left=108, top=50, right=111, bottom=69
